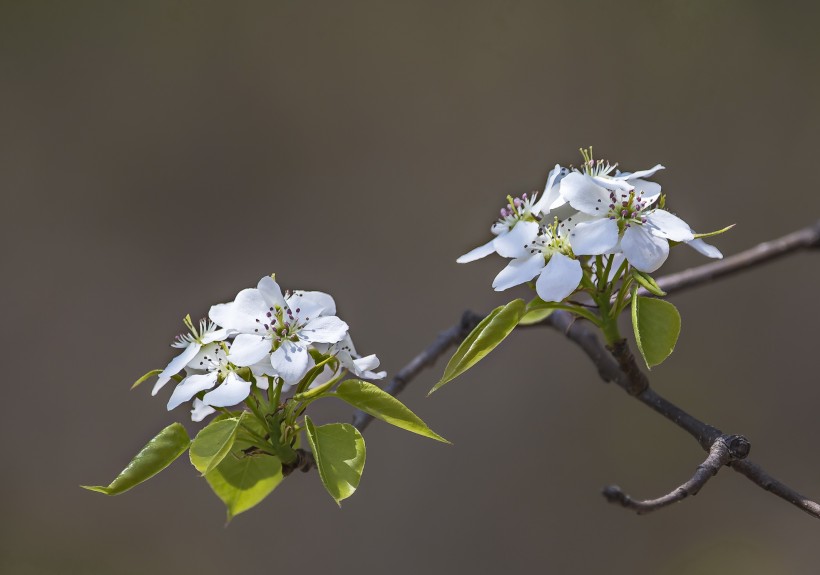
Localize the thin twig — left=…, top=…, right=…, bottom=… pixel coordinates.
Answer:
left=602, top=434, right=750, bottom=514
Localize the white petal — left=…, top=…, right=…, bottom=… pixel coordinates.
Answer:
left=167, top=372, right=218, bottom=411
left=628, top=178, right=661, bottom=204
left=624, top=164, right=664, bottom=180
left=686, top=238, right=723, bottom=259
left=187, top=342, right=228, bottom=370
left=535, top=253, right=583, bottom=302
left=289, top=290, right=336, bottom=316
left=532, top=164, right=563, bottom=214
left=286, top=294, right=325, bottom=322
left=646, top=209, right=695, bottom=242
left=492, top=220, right=539, bottom=259
left=456, top=239, right=496, bottom=263
left=228, top=334, right=271, bottom=366
left=299, top=316, right=349, bottom=344
left=590, top=175, right=633, bottom=192
left=257, top=276, right=287, bottom=309
left=209, top=288, right=267, bottom=333
left=569, top=218, right=620, bottom=255
left=560, top=172, right=612, bottom=216
left=152, top=342, right=201, bottom=396
left=200, top=328, right=229, bottom=344
left=270, top=340, right=311, bottom=385
left=190, top=399, right=216, bottom=422
left=202, top=372, right=253, bottom=407
left=621, top=225, right=670, bottom=272
left=492, top=254, right=545, bottom=291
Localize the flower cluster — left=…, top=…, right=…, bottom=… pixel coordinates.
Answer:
left=458, top=149, right=724, bottom=302
left=151, top=275, right=385, bottom=421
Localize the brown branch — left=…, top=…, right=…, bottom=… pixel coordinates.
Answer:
left=652, top=219, right=820, bottom=297
left=603, top=434, right=750, bottom=514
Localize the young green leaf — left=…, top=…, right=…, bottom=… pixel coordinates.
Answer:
left=131, top=369, right=162, bottom=390
left=631, top=269, right=667, bottom=297
left=304, top=416, right=366, bottom=506
left=631, top=295, right=681, bottom=368
left=189, top=414, right=246, bottom=475
left=430, top=299, right=526, bottom=394
left=335, top=379, right=449, bottom=443
left=82, top=423, right=191, bottom=495
left=518, top=298, right=556, bottom=326
left=204, top=417, right=283, bottom=521
left=693, top=223, right=735, bottom=239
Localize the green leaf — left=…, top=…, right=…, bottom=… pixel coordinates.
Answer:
left=335, top=379, right=449, bottom=443
left=204, top=417, right=283, bottom=521
left=304, top=416, right=366, bottom=505
left=693, top=223, right=735, bottom=239
left=430, top=299, right=526, bottom=394
left=190, top=414, right=246, bottom=476
left=519, top=298, right=556, bottom=326
left=631, top=295, right=681, bottom=368
left=631, top=269, right=666, bottom=297
left=131, top=369, right=162, bottom=390
left=82, top=423, right=191, bottom=495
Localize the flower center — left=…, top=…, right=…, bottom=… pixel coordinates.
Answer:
left=524, top=217, right=573, bottom=261
left=173, top=316, right=219, bottom=349
left=252, top=302, right=312, bottom=350
left=496, top=192, right=539, bottom=231
left=607, top=189, right=648, bottom=231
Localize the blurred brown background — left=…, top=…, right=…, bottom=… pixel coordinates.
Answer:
left=2, top=1, right=820, bottom=573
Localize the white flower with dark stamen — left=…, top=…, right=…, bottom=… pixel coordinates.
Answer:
left=315, top=334, right=386, bottom=382
left=457, top=192, right=543, bottom=263
left=561, top=173, right=721, bottom=272
left=166, top=342, right=253, bottom=411
left=209, top=276, right=349, bottom=386
left=152, top=317, right=229, bottom=396
left=492, top=218, right=583, bottom=302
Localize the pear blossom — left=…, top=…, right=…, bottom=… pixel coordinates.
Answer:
left=209, top=276, right=349, bottom=386
left=456, top=165, right=570, bottom=264
left=315, top=334, right=386, bottom=381
left=166, top=342, right=253, bottom=411
left=560, top=172, right=722, bottom=272
left=152, top=318, right=228, bottom=396
left=492, top=217, right=583, bottom=302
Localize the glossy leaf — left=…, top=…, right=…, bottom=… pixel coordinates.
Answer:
left=336, top=379, right=449, bottom=443
left=304, top=416, right=366, bottom=505
left=82, top=423, right=190, bottom=495
left=190, top=414, right=246, bottom=475
left=631, top=295, right=681, bottom=368
left=204, top=417, right=283, bottom=521
left=430, top=299, right=526, bottom=394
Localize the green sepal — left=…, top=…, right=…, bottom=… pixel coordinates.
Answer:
left=204, top=416, right=283, bottom=521
left=630, top=269, right=666, bottom=296
left=335, top=379, right=449, bottom=443
left=631, top=294, right=681, bottom=368
left=82, top=423, right=191, bottom=495
left=304, top=416, right=366, bottom=506
left=189, top=413, right=247, bottom=476
left=693, top=224, right=735, bottom=239
left=429, top=299, right=526, bottom=394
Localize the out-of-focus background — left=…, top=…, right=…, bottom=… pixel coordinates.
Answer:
left=3, top=1, right=819, bottom=573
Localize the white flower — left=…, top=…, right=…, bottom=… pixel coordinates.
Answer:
left=560, top=172, right=721, bottom=272
left=151, top=317, right=228, bottom=396
left=209, top=276, right=349, bottom=386
left=315, top=334, right=386, bottom=382
left=166, top=342, right=253, bottom=411
left=492, top=218, right=583, bottom=302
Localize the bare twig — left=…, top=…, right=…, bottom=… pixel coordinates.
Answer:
left=603, top=434, right=750, bottom=514
left=653, top=219, right=820, bottom=296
